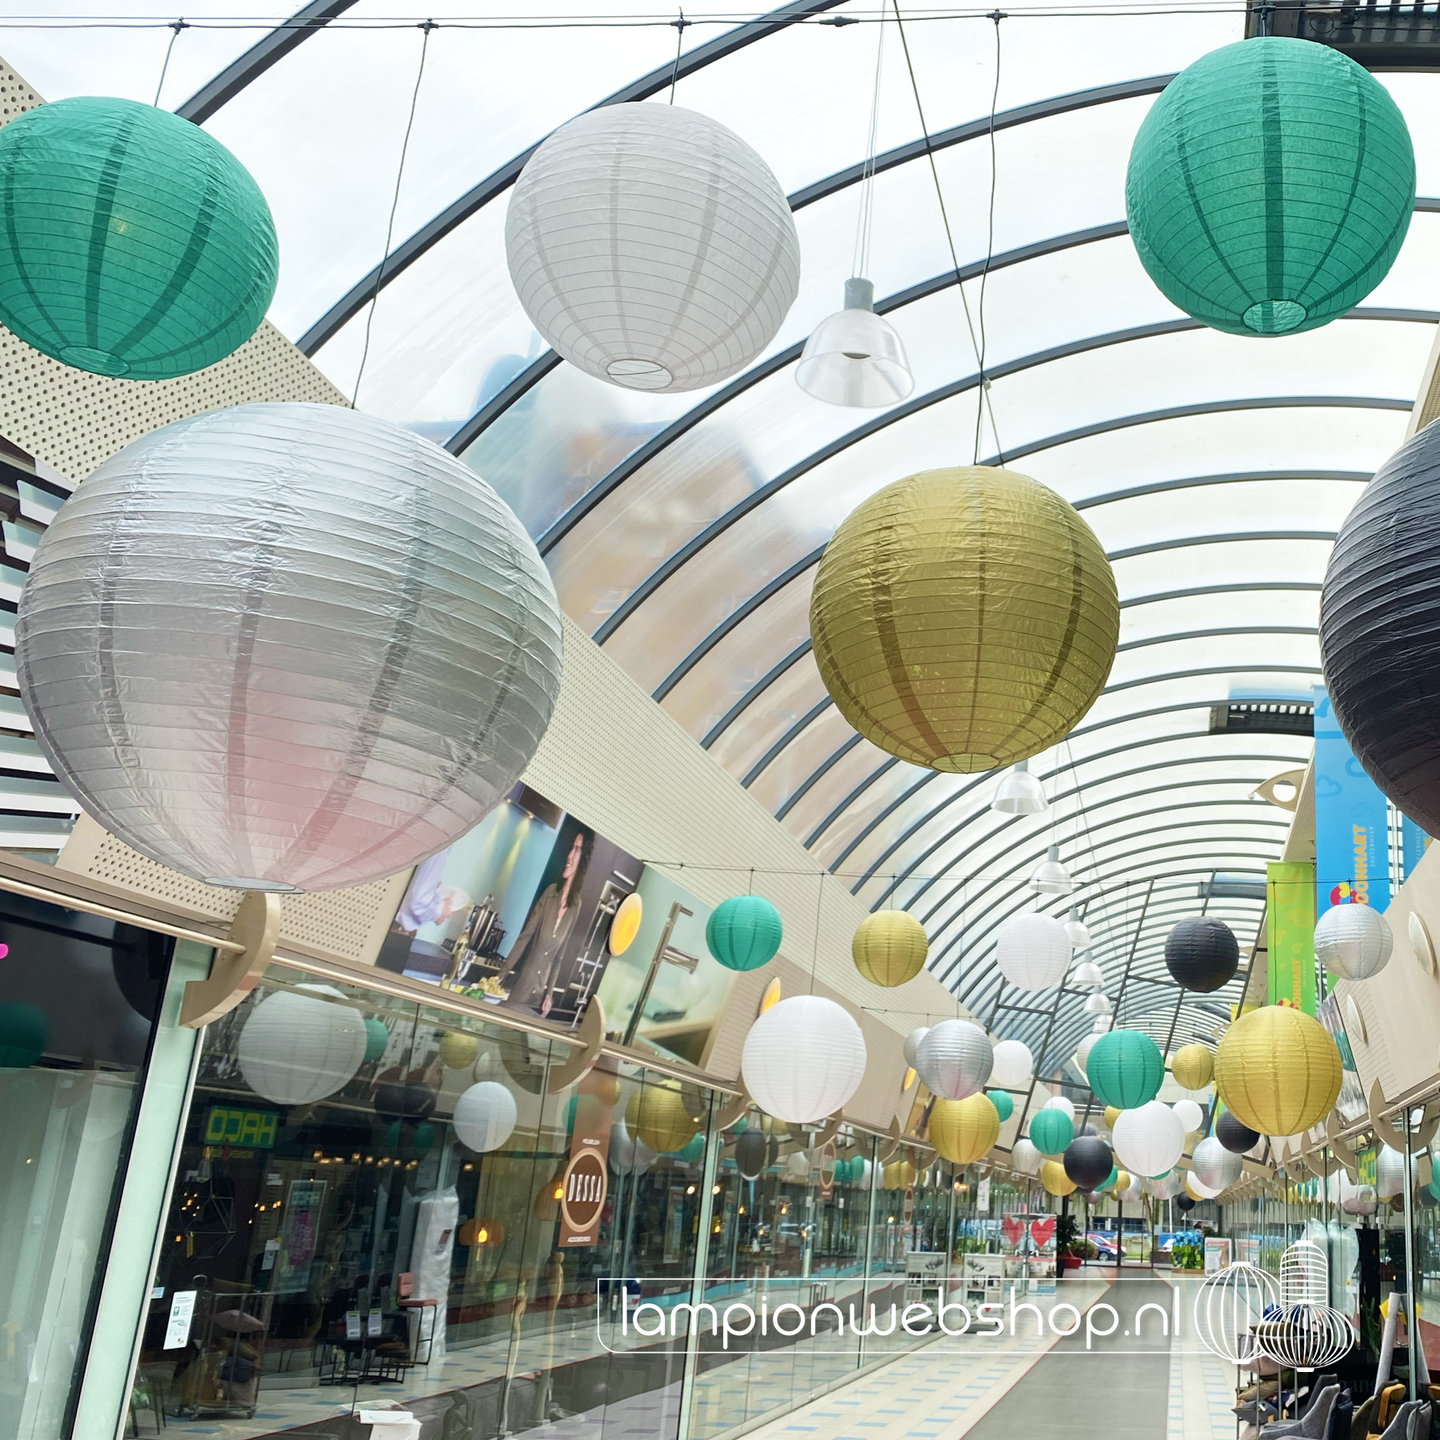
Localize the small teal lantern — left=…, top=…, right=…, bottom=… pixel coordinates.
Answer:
left=706, top=895, right=783, bottom=971
left=1085, top=1030, right=1164, bottom=1110
left=986, top=1089, right=1014, bottom=1123
left=674, top=1133, right=705, bottom=1163
left=363, top=1017, right=389, bottom=1064
left=1028, top=1108, right=1073, bottom=1156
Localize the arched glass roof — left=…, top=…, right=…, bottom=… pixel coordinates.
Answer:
left=6, top=0, right=1432, bottom=1072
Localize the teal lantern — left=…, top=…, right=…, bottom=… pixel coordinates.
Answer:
left=1126, top=38, right=1414, bottom=337
left=0, top=1001, right=45, bottom=1068
left=1098, top=1165, right=1118, bottom=1192
left=0, top=96, right=278, bottom=379
left=411, top=1122, right=435, bottom=1157
left=674, top=1133, right=705, bottom=1163
left=986, top=1089, right=1014, bottom=1123
left=706, top=895, right=783, bottom=971
left=363, top=1017, right=389, bottom=1064
left=1028, top=1108, right=1073, bottom=1156
left=1085, top=1030, right=1164, bottom=1110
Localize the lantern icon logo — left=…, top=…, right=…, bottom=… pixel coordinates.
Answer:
left=1330, top=882, right=1355, bottom=906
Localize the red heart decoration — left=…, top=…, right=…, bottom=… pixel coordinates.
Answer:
left=1030, top=1217, right=1056, bottom=1247
left=1002, top=1216, right=1023, bottom=1246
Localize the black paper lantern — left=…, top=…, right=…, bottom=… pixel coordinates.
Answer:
left=1176, top=1195, right=1196, bottom=1213
left=1323, top=421, right=1440, bottom=835
left=1063, top=1135, right=1113, bottom=1190
left=1164, top=917, right=1238, bottom=993
left=1216, top=1109, right=1260, bottom=1155
left=373, top=1080, right=437, bottom=1120
left=735, top=1129, right=767, bottom=1180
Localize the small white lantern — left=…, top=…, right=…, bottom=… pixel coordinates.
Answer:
left=1075, top=1033, right=1098, bottom=1074
left=1064, top=908, right=1093, bottom=951
left=1173, top=1099, right=1205, bottom=1133
left=903, top=1026, right=930, bottom=1069
left=796, top=278, right=913, bottom=407
left=741, top=995, right=867, bottom=1124
left=1192, top=1135, right=1242, bottom=1192
left=453, top=1081, right=519, bottom=1153
left=991, top=760, right=1048, bottom=815
left=1112, top=1100, right=1185, bottom=1178
left=1044, top=1094, right=1076, bottom=1121
left=237, top=984, right=367, bottom=1106
left=1010, top=1137, right=1043, bottom=1175
left=1030, top=844, right=1074, bottom=896
left=995, top=913, right=1071, bottom=992
left=1314, top=902, right=1393, bottom=980
left=916, top=1019, right=993, bottom=1100
left=1186, top=1169, right=1224, bottom=1201
left=990, top=1039, right=1034, bottom=1089
left=609, top=1118, right=656, bottom=1174
left=1145, top=1168, right=1184, bottom=1199
left=1376, top=1144, right=1407, bottom=1199
left=507, top=104, right=800, bottom=393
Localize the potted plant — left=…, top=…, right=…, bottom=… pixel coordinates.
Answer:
left=1055, top=1213, right=1083, bottom=1275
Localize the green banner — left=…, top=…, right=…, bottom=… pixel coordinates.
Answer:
left=1267, top=860, right=1316, bottom=1014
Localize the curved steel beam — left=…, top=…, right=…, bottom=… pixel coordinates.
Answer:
left=701, top=642, right=812, bottom=751
left=1073, top=469, right=1369, bottom=512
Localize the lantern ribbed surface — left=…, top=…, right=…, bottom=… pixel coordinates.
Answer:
left=1216, top=1108, right=1260, bottom=1154
left=1011, top=1137, right=1043, bottom=1174
left=852, top=909, right=928, bottom=986
left=741, top=995, right=867, bottom=1124
left=1113, top=1101, right=1185, bottom=1179
left=706, top=895, right=783, bottom=972
left=1165, top=916, right=1240, bottom=992
left=1313, top=903, right=1393, bottom=980
left=1125, top=38, right=1414, bottom=337
left=453, top=1081, right=519, bottom=1153
left=1041, top=1160, right=1076, bottom=1197
left=1171, top=1043, right=1215, bottom=1091
left=237, top=984, right=366, bottom=1106
left=1064, top=1135, right=1113, bottom=1190
left=994, top=912, right=1073, bottom=992
left=16, top=402, right=563, bottom=893
left=1029, top=1108, right=1073, bottom=1156
left=1086, top=1029, right=1164, bottom=1110
left=1214, top=1006, right=1342, bottom=1137
left=990, top=1038, right=1034, bottom=1089
left=506, top=104, right=799, bottom=393
left=1192, top=1135, right=1242, bottom=1193
left=0, top=97, right=277, bottom=379
left=915, top=1018, right=993, bottom=1100
left=929, top=1094, right=999, bottom=1165
left=810, top=467, right=1118, bottom=773
left=626, top=1083, right=697, bottom=1154
left=987, top=1088, right=1014, bottom=1123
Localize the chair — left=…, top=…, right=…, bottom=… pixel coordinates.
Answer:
left=395, top=1272, right=440, bottom=1366
left=1375, top=1399, right=1422, bottom=1440
left=1262, top=1384, right=1340, bottom=1439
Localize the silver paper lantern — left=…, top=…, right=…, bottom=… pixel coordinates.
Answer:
left=1192, top=1135, right=1242, bottom=1192
left=237, top=983, right=366, bottom=1106
left=915, top=1019, right=993, bottom=1100
left=16, top=403, right=563, bottom=892
left=506, top=104, right=800, bottom=393
left=903, top=1026, right=930, bottom=1069
left=1314, top=902, right=1393, bottom=980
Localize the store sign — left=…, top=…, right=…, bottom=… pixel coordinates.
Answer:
left=1266, top=860, right=1316, bottom=1014
left=203, top=1105, right=278, bottom=1150
left=1314, top=684, right=1391, bottom=919
left=560, top=1149, right=607, bottom=1238
left=558, top=1062, right=617, bottom=1247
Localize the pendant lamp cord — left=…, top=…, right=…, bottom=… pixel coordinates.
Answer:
left=153, top=18, right=186, bottom=107
left=353, top=19, right=434, bottom=408
left=669, top=11, right=689, bottom=103
left=890, top=0, right=1004, bottom=466
left=851, top=12, right=887, bottom=281
left=974, top=13, right=1004, bottom=466
left=810, top=870, right=826, bottom=996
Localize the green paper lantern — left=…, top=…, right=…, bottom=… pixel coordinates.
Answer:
left=1098, top=1164, right=1118, bottom=1192
left=363, top=1017, right=389, bottom=1064
left=706, top=895, right=783, bottom=972
left=1126, top=37, right=1414, bottom=337
left=674, top=1133, right=704, bottom=1163
left=986, top=1089, right=1014, bottom=1123
left=412, top=1122, right=435, bottom=1157
left=1028, top=1108, right=1073, bottom=1156
left=0, top=1001, right=45, bottom=1068
left=0, top=96, right=278, bottom=379
left=1085, top=1029, right=1164, bottom=1110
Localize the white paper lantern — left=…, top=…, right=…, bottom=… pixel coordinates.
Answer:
left=453, top=1081, right=519, bottom=1153
left=1120, top=1173, right=1144, bottom=1202
left=1186, top=1169, right=1224, bottom=1201
left=1010, top=1137, right=1043, bottom=1175
left=990, top=1039, right=1034, bottom=1090
left=1113, top=1100, right=1185, bottom=1178
left=1044, top=1094, right=1076, bottom=1121
left=1145, top=1168, right=1184, bottom=1200
left=916, top=1019, right=993, bottom=1100
left=1192, top=1135, right=1242, bottom=1192
left=1377, top=1143, right=1407, bottom=1199
left=506, top=104, right=799, bottom=393
left=1173, top=1099, right=1205, bottom=1133
left=1075, top=1033, right=1098, bottom=1074
left=903, top=1026, right=930, bottom=1069
left=609, top=1118, right=656, bottom=1174
left=16, top=403, right=563, bottom=892
left=1314, top=902, right=1393, bottom=980
left=995, top=912, right=1071, bottom=992
left=741, top=995, right=867, bottom=1123
left=237, top=984, right=366, bottom=1105
left=783, top=1149, right=812, bottom=1181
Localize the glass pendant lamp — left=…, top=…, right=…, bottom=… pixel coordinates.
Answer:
left=992, top=760, right=1047, bottom=816
left=796, top=278, right=913, bottom=407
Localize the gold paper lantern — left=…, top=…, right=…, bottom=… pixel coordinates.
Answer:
left=929, top=1093, right=1000, bottom=1165
left=1214, top=1006, right=1342, bottom=1137
left=439, top=1031, right=480, bottom=1071
left=1112, top=1169, right=1131, bottom=1195
left=1104, top=1106, right=1122, bottom=1130
left=626, top=1082, right=697, bottom=1154
left=1042, top=1159, right=1077, bottom=1197
left=534, top=1171, right=564, bottom=1221
left=883, top=1159, right=917, bottom=1189
left=809, top=466, right=1119, bottom=772
left=1171, top=1043, right=1214, bottom=1091
left=852, top=910, right=929, bottom=987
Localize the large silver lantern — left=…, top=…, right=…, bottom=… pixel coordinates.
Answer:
left=16, top=402, right=563, bottom=892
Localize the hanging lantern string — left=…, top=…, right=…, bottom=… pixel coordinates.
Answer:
left=850, top=8, right=887, bottom=281
left=668, top=9, right=689, bottom=101
left=810, top=869, right=826, bottom=995
left=152, top=16, right=187, bottom=106
left=353, top=18, right=435, bottom=407
left=972, top=10, right=1004, bottom=467
left=889, top=0, right=1003, bottom=466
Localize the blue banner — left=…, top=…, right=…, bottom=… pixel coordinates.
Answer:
left=1314, top=684, right=1390, bottom=919
left=1403, top=815, right=1430, bottom=883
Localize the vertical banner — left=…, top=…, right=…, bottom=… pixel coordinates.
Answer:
left=1313, top=684, right=1391, bottom=920
left=1402, top=816, right=1430, bottom=884
left=1267, top=861, right=1316, bottom=1014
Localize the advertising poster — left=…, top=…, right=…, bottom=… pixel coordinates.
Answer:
left=378, top=783, right=642, bottom=1028
left=1314, top=684, right=1391, bottom=920
left=275, top=1180, right=327, bottom=1294
left=1266, top=860, right=1315, bottom=1014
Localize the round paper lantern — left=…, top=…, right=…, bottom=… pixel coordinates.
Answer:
left=741, top=995, right=866, bottom=1124
left=362, top=1017, right=389, bottom=1065
left=674, top=1133, right=705, bottom=1164
left=809, top=466, right=1119, bottom=773
left=1376, top=1144, right=1407, bottom=1200
left=1186, top=1170, right=1223, bottom=1201
left=1064, top=1135, right=1113, bottom=1190
left=1112, top=1169, right=1132, bottom=1197
left=734, top=1128, right=767, bottom=1180
left=916, top=1020, right=992, bottom=1100
left=903, top=1027, right=929, bottom=1069
left=1216, top=1108, right=1260, bottom=1155
left=375, top=1079, right=436, bottom=1119
left=706, top=895, right=783, bottom=972
left=990, top=1039, right=1034, bottom=1089
left=783, top=1149, right=812, bottom=1182
left=439, top=1032, right=480, bottom=1071
left=1173, top=1099, right=1205, bottom=1134
left=626, top=1083, right=697, bottom=1154
left=453, top=1081, right=518, bottom=1153
left=852, top=910, right=928, bottom=986
left=1097, top=1166, right=1118, bottom=1192
left=1085, top=1030, right=1164, bottom=1110
left=1214, top=1006, right=1342, bottom=1136
left=1176, top=1194, right=1195, bottom=1213
left=1044, top=1095, right=1076, bottom=1122
left=16, top=403, right=564, bottom=893
left=1074, top=1032, right=1099, bottom=1075
left=986, top=1089, right=1014, bottom=1123
left=1125, top=37, right=1414, bottom=337
left=506, top=104, right=799, bottom=393
left=994, top=913, right=1073, bottom=992
left=1010, top=1137, right=1043, bottom=1175
left=1104, top=1106, right=1122, bottom=1130
left=1042, top=1160, right=1077, bottom=1197
left=0, top=1002, right=46, bottom=1068
left=0, top=96, right=278, bottom=379
left=1314, top=902, right=1394, bottom=980
left=930, top=1094, right=1000, bottom=1165
left=1029, top=1108, right=1074, bottom=1156
left=1170, top=1043, right=1214, bottom=1091
left=609, top=1119, right=656, bottom=1174
left=237, top=984, right=366, bottom=1106
left=1112, top=1101, right=1185, bottom=1178
left=1164, top=917, right=1239, bottom=993
left=1192, top=1135, right=1242, bottom=1192
left=1146, top=1168, right=1185, bottom=1200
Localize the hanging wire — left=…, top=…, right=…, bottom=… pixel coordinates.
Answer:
left=353, top=18, right=435, bottom=407
left=810, top=870, right=826, bottom=995
left=668, top=9, right=689, bottom=101
left=850, top=9, right=887, bottom=281
left=152, top=17, right=186, bottom=106
left=889, top=0, right=1003, bottom=465
left=973, top=12, right=1004, bottom=465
